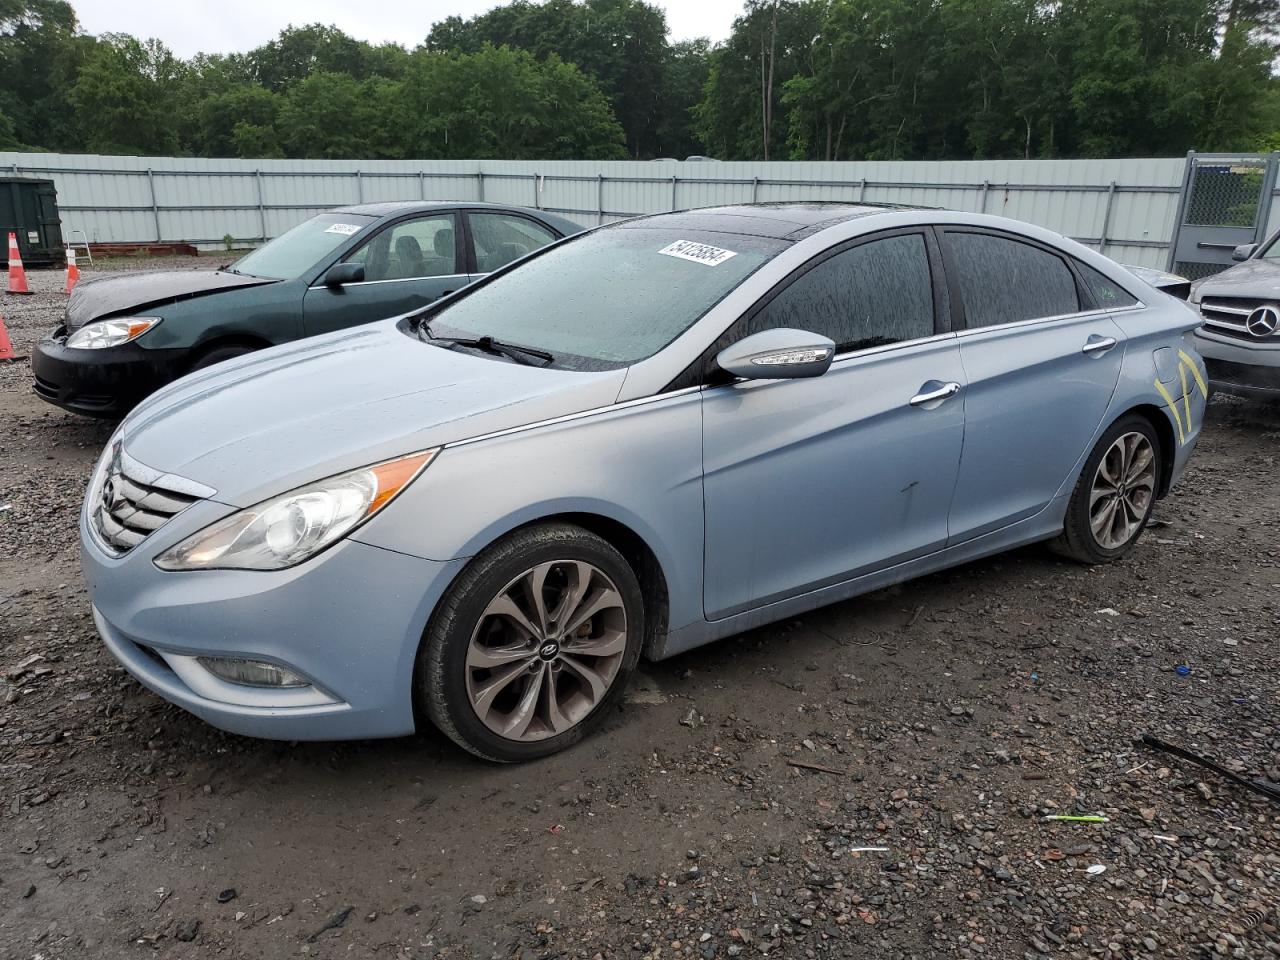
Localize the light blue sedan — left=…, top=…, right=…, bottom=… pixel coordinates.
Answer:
left=80, top=203, right=1207, bottom=761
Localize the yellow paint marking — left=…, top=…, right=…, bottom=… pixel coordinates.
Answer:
left=1181, top=364, right=1192, bottom=431
left=1177, top=350, right=1208, bottom=397
left=1153, top=378, right=1186, bottom=444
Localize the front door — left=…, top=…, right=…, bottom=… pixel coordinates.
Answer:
left=939, top=228, right=1126, bottom=543
left=303, top=213, right=467, bottom=336
left=701, top=230, right=966, bottom=620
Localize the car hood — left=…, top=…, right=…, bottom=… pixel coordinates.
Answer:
left=66, top=269, right=275, bottom=330
left=1191, top=258, right=1280, bottom=301
left=117, top=321, right=627, bottom=507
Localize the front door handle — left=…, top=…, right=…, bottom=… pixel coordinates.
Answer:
left=909, top=381, right=962, bottom=407
left=1082, top=335, right=1118, bottom=356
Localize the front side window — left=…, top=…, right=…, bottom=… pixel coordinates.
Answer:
left=947, top=232, right=1079, bottom=328
left=740, top=233, right=936, bottom=353
left=1261, top=232, right=1280, bottom=260
left=471, top=213, right=557, bottom=272
left=345, top=215, right=457, bottom=281
left=231, top=213, right=375, bottom=280
left=1077, top=261, right=1138, bottom=308
left=423, top=227, right=782, bottom=369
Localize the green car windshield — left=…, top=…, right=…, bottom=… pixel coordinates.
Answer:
left=232, top=213, right=376, bottom=280
left=425, top=227, right=783, bottom=369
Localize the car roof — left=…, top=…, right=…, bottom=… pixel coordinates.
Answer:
left=330, top=200, right=583, bottom=236
left=611, top=202, right=929, bottom=240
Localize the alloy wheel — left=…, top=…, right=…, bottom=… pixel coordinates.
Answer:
left=1089, top=431, right=1156, bottom=550
left=465, top=560, right=627, bottom=741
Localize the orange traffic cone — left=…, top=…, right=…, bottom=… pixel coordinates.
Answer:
left=6, top=232, right=31, bottom=295
left=65, top=246, right=79, bottom=294
left=0, top=314, right=15, bottom=361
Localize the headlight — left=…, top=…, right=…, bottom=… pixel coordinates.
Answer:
left=66, top=316, right=162, bottom=349
left=154, top=450, right=438, bottom=571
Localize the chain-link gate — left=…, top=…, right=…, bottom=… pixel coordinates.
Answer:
left=1168, top=152, right=1279, bottom=280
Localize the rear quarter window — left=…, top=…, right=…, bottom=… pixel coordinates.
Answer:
left=1076, top=262, right=1138, bottom=308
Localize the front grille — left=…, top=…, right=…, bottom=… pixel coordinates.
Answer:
left=91, top=445, right=207, bottom=555
left=32, top=375, right=58, bottom=400
left=1199, top=296, right=1279, bottom=342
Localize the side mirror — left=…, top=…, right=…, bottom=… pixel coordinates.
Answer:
left=323, top=262, right=365, bottom=287
left=716, top=328, right=835, bottom=380
left=1232, top=243, right=1256, bottom=262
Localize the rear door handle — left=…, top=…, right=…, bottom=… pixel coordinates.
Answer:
left=1082, top=335, right=1118, bottom=356
left=909, top=381, right=961, bottom=407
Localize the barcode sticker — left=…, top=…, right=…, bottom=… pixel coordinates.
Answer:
left=325, top=223, right=362, bottom=236
left=658, top=239, right=737, bottom=266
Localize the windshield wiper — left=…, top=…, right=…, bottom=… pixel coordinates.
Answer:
left=418, top=320, right=554, bottom=365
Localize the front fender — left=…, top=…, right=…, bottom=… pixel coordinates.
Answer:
left=353, top=389, right=707, bottom=635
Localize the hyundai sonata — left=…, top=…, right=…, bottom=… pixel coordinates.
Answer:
left=81, top=203, right=1207, bottom=761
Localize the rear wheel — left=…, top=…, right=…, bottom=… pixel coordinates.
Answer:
left=1052, top=414, right=1161, bottom=564
left=418, top=523, right=644, bottom=762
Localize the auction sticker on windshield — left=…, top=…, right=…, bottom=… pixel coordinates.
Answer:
left=658, top=239, right=738, bottom=266
left=325, top=223, right=363, bottom=236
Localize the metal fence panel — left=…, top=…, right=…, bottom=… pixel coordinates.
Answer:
left=0, top=151, right=1208, bottom=268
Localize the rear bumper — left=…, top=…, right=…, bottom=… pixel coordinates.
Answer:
left=31, top=331, right=187, bottom=418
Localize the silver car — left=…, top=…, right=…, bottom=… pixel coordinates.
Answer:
left=81, top=204, right=1207, bottom=761
left=1190, top=230, right=1280, bottom=400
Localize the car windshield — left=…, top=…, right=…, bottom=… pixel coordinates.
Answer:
left=1262, top=235, right=1280, bottom=260
left=231, top=213, right=376, bottom=280
left=422, top=227, right=783, bottom=369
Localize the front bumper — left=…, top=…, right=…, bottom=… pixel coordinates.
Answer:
left=1192, top=329, right=1280, bottom=400
left=32, top=331, right=187, bottom=418
left=82, top=505, right=467, bottom=741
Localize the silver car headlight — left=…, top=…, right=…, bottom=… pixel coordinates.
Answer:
left=154, top=450, right=438, bottom=571
left=66, top=316, right=162, bottom=349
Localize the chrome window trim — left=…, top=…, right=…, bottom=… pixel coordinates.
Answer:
left=307, top=273, right=470, bottom=291
left=830, top=330, right=957, bottom=364
left=955, top=303, right=1144, bottom=338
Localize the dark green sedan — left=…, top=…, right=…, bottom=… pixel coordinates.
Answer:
left=32, top=201, right=581, bottom=417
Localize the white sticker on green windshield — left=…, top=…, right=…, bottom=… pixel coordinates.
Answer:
left=325, top=223, right=362, bottom=236
left=658, top=239, right=738, bottom=266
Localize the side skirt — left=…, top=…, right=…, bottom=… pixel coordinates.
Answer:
left=653, top=495, right=1068, bottom=660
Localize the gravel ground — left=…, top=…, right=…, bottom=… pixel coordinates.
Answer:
left=0, top=261, right=1278, bottom=960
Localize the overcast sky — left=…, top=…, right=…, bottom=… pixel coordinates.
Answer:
left=69, top=0, right=744, bottom=58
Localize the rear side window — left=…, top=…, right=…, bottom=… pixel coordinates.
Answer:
left=1076, top=261, right=1138, bottom=308
left=946, top=232, right=1079, bottom=328
left=471, top=213, right=557, bottom=273
left=745, top=233, right=935, bottom=353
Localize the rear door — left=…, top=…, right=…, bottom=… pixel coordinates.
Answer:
left=701, top=229, right=967, bottom=620
left=940, top=228, right=1125, bottom=543
left=302, top=213, right=466, bottom=336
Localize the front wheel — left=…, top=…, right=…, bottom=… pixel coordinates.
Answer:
left=417, top=523, right=644, bottom=762
left=1051, top=414, right=1162, bottom=564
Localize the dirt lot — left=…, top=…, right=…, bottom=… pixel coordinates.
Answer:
left=1, top=261, right=1278, bottom=960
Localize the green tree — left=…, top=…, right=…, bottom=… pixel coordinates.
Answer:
left=398, top=44, right=625, bottom=160
left=0, top=1, right=91, bottom=149
left=192, top=83, right=282, bottom=157
left=276, top=72, right=403, bottom=159
left=426, top=0, right=671, bottom=157
left=68, top=33, right=184, bottom=154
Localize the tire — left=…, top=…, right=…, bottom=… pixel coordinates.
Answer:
left=418, top=522, right=645, bottom=762
left=1051, top=413, right=1162, bottom=564
left=190, top=343, right=257, bottom=372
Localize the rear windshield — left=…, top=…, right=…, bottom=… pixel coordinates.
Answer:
left=232, top=213, right=375, bottom=280
left=423, top=227, right=784, bottom=369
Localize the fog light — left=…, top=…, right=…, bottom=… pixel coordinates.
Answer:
left=196, top=656, right=308, bottom=688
